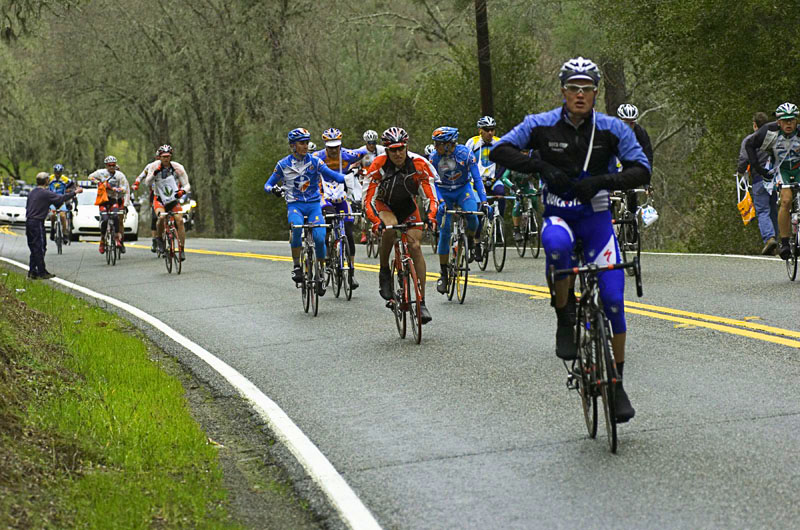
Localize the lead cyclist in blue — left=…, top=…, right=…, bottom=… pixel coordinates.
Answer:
left=430, top=126, right=487, bottom=294
left=490, top=57, right=651, bottom=423
left=264, top=128, right=346, bottom=295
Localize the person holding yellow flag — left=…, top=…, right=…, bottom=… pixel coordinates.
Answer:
left=737, top=111, right=776, bottom=255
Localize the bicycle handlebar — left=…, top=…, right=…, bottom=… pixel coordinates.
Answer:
left=445, top=210, right=485, bottom=216
left=486, top=195, right=517, bottom=201
left=291, top=223, right=332, bottom=229
left=780, top=183, right=800, bottom=190
left=383, top=222, right=425, bottom=230
left=551, top=256, right=643, bottom=298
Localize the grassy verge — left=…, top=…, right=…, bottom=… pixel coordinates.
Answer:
left=0, top=267, right=240, bottom=528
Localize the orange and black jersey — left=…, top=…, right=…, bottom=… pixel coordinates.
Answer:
left=363, top=152, right=438, bottom=224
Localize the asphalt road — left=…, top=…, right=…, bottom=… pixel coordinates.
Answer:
left=2, top=226, right=799, bottom=529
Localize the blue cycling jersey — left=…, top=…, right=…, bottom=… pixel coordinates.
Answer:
left=265, top=153, right=345, bottom=203
left=430, top=144, right=487, bottom=202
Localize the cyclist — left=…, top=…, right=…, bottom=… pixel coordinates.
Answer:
left=134, top=149, right=162, bottom=253
left=321, top=175, right=359, bottom=290
left=363, top=127, right=438, bottom=323
left=505, top=156, right=539, bottom=242
left=355, top=130, right=386, bottom=243
left=88, top=156, right=130, bottom=255
left=746, top=102, right=800, bottom=260
left=616, top=103, right=654, bottom=220
left=489, top=56, right=651, bottom=423
left=139, top=145, right=191, bottom=261
left=264, top=128, right=346, bottom=293
left=429, top=126, right=487, bottom=294
left=313, top=128, right=365, bottom=268
left=47, top=164, right=75, bottom=243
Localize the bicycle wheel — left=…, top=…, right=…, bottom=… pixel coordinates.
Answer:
left=367, top=232, right=376, bottom=258
left=478, top=221, right=490, bottom=271
left=595, top=314, right=618, bottom=453
left=516, top=213, right=528, bottom=257
left=575, top=302, right=598, bottom=438
left=617, top=214, right=630, bottom=265
left=391, top=254, right=406, bottom=338
left=456, top=233, right=469, bottom=304
left=342, top=240, right=353, bottom=301
left=65, top=215, right=72, bottom=245
left=111, top=232, right=118, bottom=266
left=164, top=232, right=173, bottom=273
left=789, top=233, right=799, bottom=281
left=55, top=220, right=63, bottom=255
left=530, top=210, right=542, bottom=259
left=302, top=248, right=311, bottom=313
left=407, top=257, right=422, bottom=344
left=311, top=259, right=320, bottom=317
left=625, top=215, right=640, bottom=276
left=447, top=234, right=457, bottom=301
left=173, top=233, right=182, bottom=275
left=332, top=239, right=342, bottom=298
left=493, top=219, right=507, bottom=272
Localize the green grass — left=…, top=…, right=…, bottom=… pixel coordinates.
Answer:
left=0, top=267, right=241, bottom=528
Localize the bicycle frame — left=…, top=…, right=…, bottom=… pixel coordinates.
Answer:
left=384, top=221, right=425, bottom=343
left=444, top=208, right=484, bottom=304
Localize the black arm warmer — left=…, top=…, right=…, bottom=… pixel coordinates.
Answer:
left=598, top=163, right=651, bottom=191
left=489, top=143, right=541, bottom=174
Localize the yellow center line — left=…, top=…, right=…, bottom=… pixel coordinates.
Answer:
left=117, top=242, right=800, bottom=347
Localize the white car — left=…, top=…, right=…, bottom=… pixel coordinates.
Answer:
left=0, top=195, right=27, bottom=225
left=71, top=188, right=139, bottom=241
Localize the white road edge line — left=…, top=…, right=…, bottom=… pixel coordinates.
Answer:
left=0, top=257, right=382, bottom=530
left=640, top=251, right=780, bottom=261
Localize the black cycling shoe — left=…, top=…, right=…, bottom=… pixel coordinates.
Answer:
left=779, top=244, right=791, bottom=260
left=151, top=237, right=158, bottom=253
left=315, top=279, right=326, bottom=297
left=349, top=273, right=359, bottom=290
left=292, top=266, right=303, bottom=284
left=436, top=274, right=449, bottom=294
left=513, top=228, right=523, bottom=243
left=614, top=384, right=636, bottom=423
left=556, top=325, right=577, bottom=360
left=379, top=268, right=393, bottom=300
left=419, top=301, right=432, bottom=324
left=119, top=241, right=126, bottom=254
left=473, top=243, right=483, bottom=263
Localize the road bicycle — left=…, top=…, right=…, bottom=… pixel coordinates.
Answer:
left=549, top=246, right=643, bottom=453
left=293, top=222, right=330, bottom=316
left=385, top=221, right=425, bottom=344
left=103, top=210, right=123, bottom=266
left=610, top=189, right=647, bottom=275
left=478, top=195, right=515, bottom=272
left=325, top=211, right=355, bottom=300
left=513, top=189, right=542, bottom=258
left=158, top=211, right=182, bottom=274
left=783, top=182, right=800, bottom=281
left=444, top=208, right=484, bottom=304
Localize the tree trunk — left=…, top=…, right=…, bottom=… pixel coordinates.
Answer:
left=474, top=0, right=494, bottom=117
left=601, top=58, right=627, bottom=116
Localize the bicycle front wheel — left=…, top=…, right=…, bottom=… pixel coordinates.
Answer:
left=478, top=222, right=490, bottom=271
left=332, top=240, right=342, bottom=298
left=530, top=210, right=542, bottom=259
left=406, top=257, right=422, bottom=344
left=311, top=259, right=320, bottom=317
left=391, top=254, right=406, bottom=338
left=456, top=233, right=469, bottom=304
left=516, top=214, right=528, bottom=257
left=342, top=240, right=353, bottom=301
left=789, top=232, right=799, bottom=281
left=302, top=249, right=311, bottom=313
left=55, top=222, right=63, bottom=255
left=173, top=234, right=182, bottom=275
left=492, top=219, right=507, bottom=272
left=596, top=314, right=618, bottom=453
left=575, top=302, right=598, bottom=439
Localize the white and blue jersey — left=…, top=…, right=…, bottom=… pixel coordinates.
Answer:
left=430, top=144, right=487, bottom=202
left=493, top=107, right=650, bottom=220
left=264, top=153, right=345, bottom=203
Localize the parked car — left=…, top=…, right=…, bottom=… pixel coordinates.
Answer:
left=0, top=195, right=27, bottom=225
left=70, top=188, right=139, bottom=241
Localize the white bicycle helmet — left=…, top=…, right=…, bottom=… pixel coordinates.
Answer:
left=617, top=103, right=639, bottom=120
left=308, top=141, right=317, bottom=152
left=103, top=155, right=117, bottom=164
left=363, top=129, right=379, bottom=143
left=559, top=56, right=601, bottom=86
left=476, top=116, right=496, bottom=128
left=775, top=102, right=799, bottom=120
left=424, top=144, right=435, bottom=156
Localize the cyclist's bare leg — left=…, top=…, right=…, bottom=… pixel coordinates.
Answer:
left=407, top=228, right=426, bottom=298
left=512, top=216, right=520, bottom=228
left=154, top=207, right=166, bottom=238
left=378, top=211, right=398, bottom=268
left=174, top=213, right=185, bottom=248
left=59, top=211, right=68, bottom=235
left=779, top=187, right=793, bottom=238
left=611, top=332, right=625, bottom=364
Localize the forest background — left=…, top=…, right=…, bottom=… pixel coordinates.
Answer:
left=1, top=0, right=798, bottom=252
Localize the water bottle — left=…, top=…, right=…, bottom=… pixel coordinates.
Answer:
left=792, top=213, right=799, bottom=235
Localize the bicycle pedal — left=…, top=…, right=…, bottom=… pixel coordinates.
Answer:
left=566, top=374, right=578, bottom=390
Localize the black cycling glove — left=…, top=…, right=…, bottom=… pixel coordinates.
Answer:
left=538, top=161, right=572, bottom=196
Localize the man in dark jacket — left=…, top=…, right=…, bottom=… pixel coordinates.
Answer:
left=616, top=104, right=654, bottom=220
left=737, top=111, right=776, bottom=255
left=25, top=172, right=82, bottom=279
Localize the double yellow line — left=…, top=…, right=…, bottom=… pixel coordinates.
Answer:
left=122, top=242, right=800, bottom=349
left=0, top=225, right=17, bottom=236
